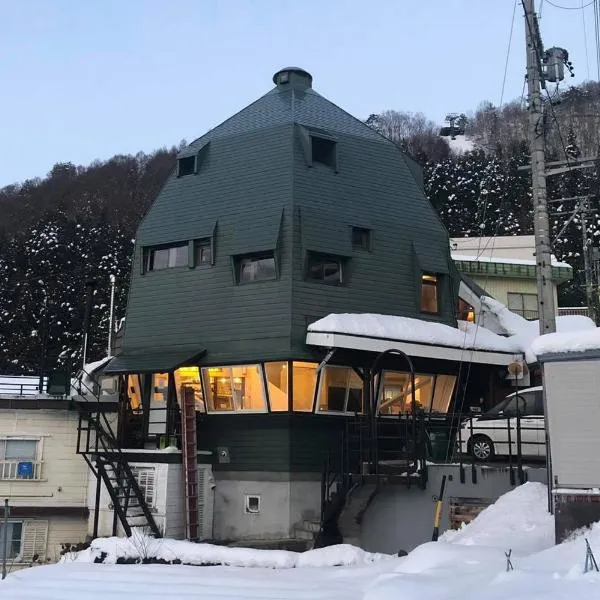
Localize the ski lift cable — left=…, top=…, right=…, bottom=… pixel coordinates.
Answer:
left=545, top=0, right=594, bottom=8
left=582, top=0, right=592, bottom=80
left=500, top=0, right=519, bottom=108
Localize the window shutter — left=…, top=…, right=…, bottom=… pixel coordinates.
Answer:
left=131, top=466, right=156, bottom=508
left=21, top=520, right=48, bottom=562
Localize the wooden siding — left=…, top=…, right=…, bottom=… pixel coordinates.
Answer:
left=0, top=409, right=89, bottom=508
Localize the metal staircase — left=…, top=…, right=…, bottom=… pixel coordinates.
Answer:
left=180, top=386, right=199, bottom=541
left=77, top=407, right=161, bottom=539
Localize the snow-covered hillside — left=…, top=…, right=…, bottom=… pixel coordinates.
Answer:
left=4, top=483, right=600, bottom=600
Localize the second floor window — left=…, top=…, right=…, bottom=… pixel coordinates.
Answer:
left=194, top=239, right=212, bottom=265
left=147, top=244, right=188, bottom=271
left=0, top=439, right=39, bottom=480
left=306, top=253, right=343, bottom=284
left=236, top=252, right=277, bottom=283
left=507, top=292, right=538, bottom=320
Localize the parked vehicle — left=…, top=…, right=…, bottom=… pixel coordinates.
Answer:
left=459, top=386, right=546, bottom=461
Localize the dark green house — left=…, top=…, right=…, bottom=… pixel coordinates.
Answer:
left=85, top=68, right=519, bottom=547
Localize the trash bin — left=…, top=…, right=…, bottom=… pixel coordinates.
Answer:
left=427, top=431, right=450, bottom=462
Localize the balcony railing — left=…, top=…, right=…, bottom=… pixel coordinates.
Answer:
left=0, top=376, right=48, bottom=398
left=558, top=306, right=591, bottom=318
left=0, top=460, right=43, bottom=480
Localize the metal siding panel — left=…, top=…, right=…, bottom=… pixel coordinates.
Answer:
left=546, top=359, right=600, bottom=487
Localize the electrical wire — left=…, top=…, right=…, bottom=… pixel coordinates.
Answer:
left=545, top=0, right=594, bottom=8
left=500, top=1, right=519, bottom=108
left=582, top=0, right=592, bottom=79
left=594, top=0, right=600, bottom=79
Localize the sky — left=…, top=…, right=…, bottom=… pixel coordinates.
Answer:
left=0, top=0, right=596, bottom=187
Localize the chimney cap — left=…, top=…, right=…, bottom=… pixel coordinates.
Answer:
left=273, top=67, right=312, bottom=89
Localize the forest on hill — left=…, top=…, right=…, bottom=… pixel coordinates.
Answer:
left=1, top=81, right=600, bottom=375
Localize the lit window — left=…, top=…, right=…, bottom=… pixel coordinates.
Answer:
left=174, top=366, right=205, bottom=412
left=127, top=374, right=142, bottom=413
left=311, top=136, right=337, bottom=169
left=378, top=372, right=434, bottom=415
left=202, top=365, right=266, bottom=412
left=352, top=227, right=371, bottom=250
left=431, top=375, right=456, bottom=413
left=236, top=253, right=276, bottom=283
left=177, top=156, right=197, bottom=177
left=306, top=253, right=343, bottom=284
left=292, top=362, right=318, bottom=412
left=317, top=366, right=363, bottom=413
left=265, top=362, right=289, bottom=411
left=148, top=373, right=168, bottom=437
left=194, top=239, right=212, bottom=266
left=0, top=522, right=23, bottom=560
left=420, top=273, right=440, bottom=314
left=507, top=292, right=538, bottom=320
left=147, top=244, right=188, bottom=271
left=457, top=298, right=475, bottom=322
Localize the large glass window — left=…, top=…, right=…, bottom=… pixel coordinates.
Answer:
left=378, top=372, right=434, bottom=415
left=292, top=362, right=317, bottom=411
left=236, top=253, right=277, bottom=283
left=420, top=274, right=440, bottom=314
left=147, top=244, right=188, bottom=271
left=202, top=366, right=266, bottom=412
left=317, top=366, right=363, bottom=413
left=265, top=362, right=289, bottom=411
left=174, top=366, right=205, bottom=412
left=0, top=522, right=23, bottom=560
left=431, top=375, right=456, bottom=413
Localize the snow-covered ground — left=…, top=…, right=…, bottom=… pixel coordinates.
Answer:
left=4, top=483, right=600, bottom=599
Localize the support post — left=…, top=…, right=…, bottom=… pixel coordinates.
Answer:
left=2, top=499, right=9, bottom=580
left=524, top=0, right=557, bottom=335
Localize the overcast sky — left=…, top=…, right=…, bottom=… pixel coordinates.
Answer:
left=0, top=0, right=595, bottom=186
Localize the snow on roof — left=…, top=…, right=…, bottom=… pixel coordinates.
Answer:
left=481, top=296, right=596, bottom=361
left=308, top=313, right=519, bottom=354
left=451, top=253, right=571, bottom=269
left=530, top=326, right=600, bottom=358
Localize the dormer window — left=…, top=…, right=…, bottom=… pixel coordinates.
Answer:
left=177, top=156, right=197, bottom=177
left=311, top=136, right=337, bottom=169
left=420, top=273, right=440, bottom=314
left=147, top=243, right=188, bottom=271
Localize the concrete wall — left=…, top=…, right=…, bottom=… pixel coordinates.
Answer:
left=361, top=464, right=547, bottom=554
left=212, top=471, right=321, bottom=541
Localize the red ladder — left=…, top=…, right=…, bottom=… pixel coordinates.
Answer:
left=181, top=386, right=199, bottom=541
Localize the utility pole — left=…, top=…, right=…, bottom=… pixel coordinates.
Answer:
left=524, top=0, right=557, bottom=335
left=580, top=200, right=598, bottom=323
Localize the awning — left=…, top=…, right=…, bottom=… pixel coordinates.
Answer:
left=104, top=348, right=206, bottom=374
left=412, top=239, right=450, bottom=274
left=301, top=210, right=352, bottom=257
left=230, top=208, right=283, bottom=255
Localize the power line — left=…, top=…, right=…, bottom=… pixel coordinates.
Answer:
left=594, top=0, right=600, bottom=79
left=583, top=0, right=592, bottom=79
left=500, top=1, right=519, bottom=107
left=545, top=0, right=594, bottom=8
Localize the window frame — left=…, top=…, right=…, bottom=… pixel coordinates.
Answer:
left=0, top=438, right=42, bottom=481
left=420, top=273, right=441, bottom=315
left=305, top=252, right=345, bottom=285
left=146, top=242, right=189, bottom=272
left=202, top=365, right=269, bottom=414
left=177, top=155, right=197, bottom=177
left=0, top=521, right=24, bottom=562
left=310, top=135, right=338, bottom=170
left=315, top=366, right=364, bottom=415
left=507, top=292, right=539, bottom=320
left=193, top=238, right=213, bottom=267
left=234, top=251, right=278, bottom=284
left=351, top=227, right=371, bottom=251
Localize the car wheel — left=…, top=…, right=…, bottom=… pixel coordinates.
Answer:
left=469, top=435, right=494, bottom=461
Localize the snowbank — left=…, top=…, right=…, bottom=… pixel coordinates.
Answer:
left=440, top=482, right=554, bottom=554
left=66, top=532, right=390, bottom=568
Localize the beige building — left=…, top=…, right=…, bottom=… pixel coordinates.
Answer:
left=0, top=385, right=90, bottom=571
left=451, top=235, right=573, bottom=321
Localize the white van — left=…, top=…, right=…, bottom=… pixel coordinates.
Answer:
left=459, top=386, right=546, bottom=461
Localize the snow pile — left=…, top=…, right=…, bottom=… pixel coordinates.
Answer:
left=308, top=313, right=519, bottom=354
left=531, top=326, right=600, bottom=358
left=441, top=482, right=554, bottom=554
left=66, top=532, right=390, bottom=568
